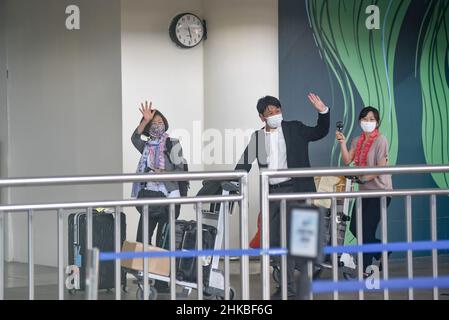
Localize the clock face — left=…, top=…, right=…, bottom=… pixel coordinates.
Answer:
left=172, top=13, right=204, bottom=48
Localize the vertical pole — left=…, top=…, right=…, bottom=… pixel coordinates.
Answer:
left=28, top=210, right=34, bottom=300
left=196, top=203, right=203, bottom=300
left=0, top=210, right=4, bottom=300
left=224, top=201, right=230, bottom=300
left=307, top=261, right=313, bottom=300
left=114, top=206, right=121, bottom=300
left=405, top=196, right=414, bottom=300
left=143, top=205, right=149, bottom=300
left=58, top=209, right=64, bottom=300
left=240, top=174, right=250, bottom=300
left=380, top=196, right=389, bottom=300
left=280, top=199, right=287, bottom=300
left=356, top=197, right=364, bottom=300
left=260, top=174, right=270, bottom=300
left=86, top=208, right=93, bottom=299
left=86, top=207, right=93, bottom=251
left=331, top=198, right=338, bottom=300
left=86, top=248, right=99, bottom=300
left=169, top=204, right=176, bottom=300
left=430, top=194, right=439, bottom=300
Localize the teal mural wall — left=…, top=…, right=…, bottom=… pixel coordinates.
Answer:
left=279, top=0, right=449, bottom=256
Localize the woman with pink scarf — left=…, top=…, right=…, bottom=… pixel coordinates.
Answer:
left=336, top=106, right=393, bottom=276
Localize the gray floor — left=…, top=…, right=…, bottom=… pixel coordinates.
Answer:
left=3, top=255, right=449, bottom=300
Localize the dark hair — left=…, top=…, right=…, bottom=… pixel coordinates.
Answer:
left=142, top=110, right=169, bottom=136
left=256, top=96, right=282, bottom=115
left=359, top=106, right=380, bottom=126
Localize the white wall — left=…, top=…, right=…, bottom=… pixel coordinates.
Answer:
left=0, top=0, right=7, bottom=196
left=203, top=0, right=278, bottom=247
left=121, top=0, right=205, bottom=243
left=3, top=0, right=279, bottom=266
left=5, top=0, right=123, bottom=266
left=0, top=0, right=11, bottom=261
left=122, top=0, right=278, bottom=247
left=0, top=0, right=7, bottom=185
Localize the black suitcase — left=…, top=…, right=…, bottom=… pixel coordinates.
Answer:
left=158, top=220, right=216, bottom=283
left=177, top=222, right=216, bottom=283
left=68, top=210, right=127, bottom=291
left=158, top=219, right=187, bottom=251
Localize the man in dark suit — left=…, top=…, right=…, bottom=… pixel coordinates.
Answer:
left=235, top=94, right=330, bottom=299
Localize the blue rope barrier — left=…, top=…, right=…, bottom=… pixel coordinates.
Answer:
left=323, top=240, right=449, bottom=254
left=312, top=276, right=449, bottom=293
left=98, top=240, right=449, bottom=293
left=99, top=240, right=449, bottom=261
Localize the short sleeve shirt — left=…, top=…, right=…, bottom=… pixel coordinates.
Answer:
left=350, top=134, right=393, bottom=190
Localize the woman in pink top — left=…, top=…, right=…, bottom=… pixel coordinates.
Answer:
left=336, top=106, right=393, bottom=275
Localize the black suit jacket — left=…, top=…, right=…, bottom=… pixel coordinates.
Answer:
left=235, top=111, right=330, bottom=193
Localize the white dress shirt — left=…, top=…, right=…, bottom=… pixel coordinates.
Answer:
left=265, top=127, right=290, bottom=185
left=265, top=107, right=329, bottom=186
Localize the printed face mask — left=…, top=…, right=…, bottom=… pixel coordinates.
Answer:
left=149, top=122, right=166, bottom=138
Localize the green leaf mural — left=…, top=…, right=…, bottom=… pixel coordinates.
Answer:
left=419, top=0, right=449, bottom=189
left=305, top=0, right=411, bottom=166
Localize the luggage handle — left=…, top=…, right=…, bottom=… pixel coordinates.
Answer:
left=221, top=181, right=239, bottom=192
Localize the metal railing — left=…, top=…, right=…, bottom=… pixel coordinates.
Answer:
left=0, top=170, right=249, bottom=300
left=2, top=164, right=448, bottom=300
left=260, top=164, right=449, bottom=300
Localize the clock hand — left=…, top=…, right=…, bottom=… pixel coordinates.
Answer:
left=188, top=26, right=193, bottom=39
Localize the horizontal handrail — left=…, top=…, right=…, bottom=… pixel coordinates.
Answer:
left=0, top=194, right=243, bottom=212
left=268, top=188, right=449, bottom=201
left=261, top=164, right=449, bottom=178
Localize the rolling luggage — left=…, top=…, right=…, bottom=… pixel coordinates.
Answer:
left=68, top=210, right=127, bottom=291
left=158, top=220, right=217, bottom=283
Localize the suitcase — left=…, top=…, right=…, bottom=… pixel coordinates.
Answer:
left=68, top=210, right=127, bottom=291
left=158, top=219, right=187, bottom=251
left=158, top=220, right=217, bottom=284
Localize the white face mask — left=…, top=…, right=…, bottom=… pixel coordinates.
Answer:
left=266, top=114, right=283, bottom=129
left=360, top=121, right=377, bottom=133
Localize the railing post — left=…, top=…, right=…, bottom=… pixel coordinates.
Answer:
left=307, top=260, right=313, bottom=300
left=169, top=204, right=176, bottom=300
left=87, top=207, right=93, bottom=251
left=0, top=210, right=4, bottom=300
left=331, top=197, right=338, bottom=300
left=380, top=196, right=389, bottom=300
left=196, top=203, right=203, bottom=300
left=240, top=174, right=250, bottom=300
left=143, top=205, right=149, bottom=300
left=430, top=194, right=439, bottom=300
left=260, top=174, right=270, bottom=300
left=86, top=248, right=99, bottom=300
left=114, top=206, right=121, bottom=300
left=28, top=209, right=34, bottom=300
left=356, top=197, right=364, bottom=300
left=280, top=199, right=288, bottom=300
left=86, top=205, right=93, bottom=296
left=224, top=201, right=230, bottom=300
left=57, top=209, right=64, bottom=300
left=405, top=196, right=414, bottom=300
